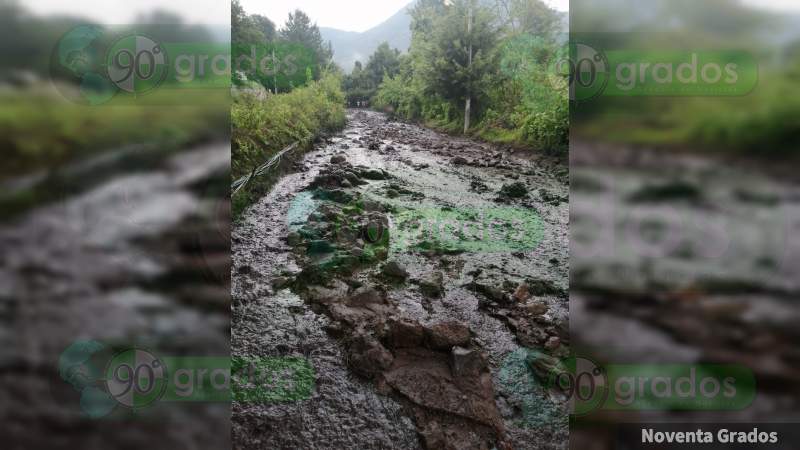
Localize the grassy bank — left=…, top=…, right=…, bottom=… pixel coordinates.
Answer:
left=231, top=73, right=346, bottom=218
left=0, top=86, right=229, bottom=220
left=574, top=73, right=800, bottom=158
left=0, top=86, right=229, bottom=181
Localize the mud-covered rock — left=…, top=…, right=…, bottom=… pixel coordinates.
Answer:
left=473, top=282, right=508, bottom=303
left=526, top=278, right=566, bottom=297
left=418, top=272, right=444, bottom=298
left=387, top=318, right=425, bottom=349
left=348, top=334, right=394, bottom=378
left=512, top=283, right=531, bottom=302
left=384, top=348, right=502, bottom=429
left=497, top=182, right=529, bottom=199
left=348, top=286, right=386, bottom=306
left=383, top=260, right=409, bottom=280
left=361, top=169, right=388, bottom=180
left=450, top=346, right=487, bottom=378
left=427, top=321, right=471, bottom=350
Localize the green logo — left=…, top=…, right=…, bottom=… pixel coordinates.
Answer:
left=568, top=43, right=758, bottom=100
left=392, top=206, right=544, bottom=254
left=58, top=342, right=316, bottom=418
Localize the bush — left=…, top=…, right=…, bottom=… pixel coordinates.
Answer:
left=231, top=72, right=346, bottom=217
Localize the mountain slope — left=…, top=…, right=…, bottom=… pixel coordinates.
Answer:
left=322, top=1, right=569, bottom=73
left=321, top=2, right=414, bottom=72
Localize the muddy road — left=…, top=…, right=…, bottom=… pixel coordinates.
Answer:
left=232, top=110, right=569, bottom=449
left=570, top=142, right=800, bottom=447
left=0, top=142, right=231, bottom=449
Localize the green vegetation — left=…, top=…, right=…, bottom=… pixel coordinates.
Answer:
left=0, top=88, right=227, bottom=181
left=347, top=0, right=568, bottom=153
left=231, top=1, right=346, bottom=218
left=342, top=42, right=402, bottom=105
left=232, top=0, right=335, bottom=92
left=572, top=0, right=800, bottom=157
left=0, top=2, right=229, bottom=219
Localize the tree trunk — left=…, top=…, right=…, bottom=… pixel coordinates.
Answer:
left=464, top=1, right=473, bottom=134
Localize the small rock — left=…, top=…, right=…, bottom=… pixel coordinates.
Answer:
left=272, top=277, right=291, bottom=289
left=524, top=301, right=549, bottom=316
left=237, top=265, right=253, bottom=275
left=348, top=334, right=393, bottom=378
left=382, top=261, right=409, bottom=279
left=545, top=336, right=561, bottom=350
left=348, top=286, right=385, bottom=306
left=427, top=321, right=470, bottom=350
left=513, top=283, right=531, bottom=302
left=452, top=156, right=468, bottom=165
left=331, top=154, right=347, bottom=164
left=361, top=169, right=386, bottom=180
left=474, top=282, right=507, bottom=303
left=450, top=346, right=485, bottom=378
left=418, top=273, right=444, bottom=298
left=387, top=319, right=425, bottom=348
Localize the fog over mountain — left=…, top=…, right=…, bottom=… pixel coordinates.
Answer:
left=322, top=0, right=569, bottom=73
left=321, top=2, right=414, bottom=72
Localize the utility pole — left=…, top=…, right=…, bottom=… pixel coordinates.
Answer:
left=272, top=48, right=278, bottom=94
left=464, top=0, right=473, bottom=134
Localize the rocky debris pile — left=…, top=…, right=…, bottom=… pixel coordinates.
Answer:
left=497, top=182, right=529, bottom=201
left=471, top=279, right=568, bottom=356
left=278, top=168, right=512, bottom=449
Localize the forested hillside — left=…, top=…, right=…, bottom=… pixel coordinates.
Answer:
left=343, top=0, right=568, bottom=153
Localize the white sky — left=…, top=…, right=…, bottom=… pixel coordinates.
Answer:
left=245, top=0, right=569, bottom=32
left=25, top=0, right=568, bottom=31
left=22, top=0, right=800, bottom=32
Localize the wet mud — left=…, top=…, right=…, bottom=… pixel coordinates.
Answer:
left=233, top=110, right=569, bottom=449
left=0, top=142, right=231, bottom=449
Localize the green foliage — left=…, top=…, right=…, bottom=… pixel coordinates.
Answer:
left=342, top=42, right=402, bottom=104
left=233, top=2, right=333, bottom=89
left=375, top=0, right=568, bottom=153
left=232, top=0, right=274, bottom=45
left=280, top=10, right=333, bottom=70
left=231, top=72, right=346, bottom=217
left=0, top=87, right=228, bottom=181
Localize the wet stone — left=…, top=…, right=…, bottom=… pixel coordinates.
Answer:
left=418, top=272, right=444, bottom=298
left=451, top=346, right=486, bottom=378
left=348, top=286, right=385, bottom=306
left=498, top=182, right=529, bottom=199
left=383, top=261, right=409, bottom=280
left=387, top=318, right=425, bottom=349
left=427, top=321, right=471, bottom=350
left=348, top=334, right=394, bottom=379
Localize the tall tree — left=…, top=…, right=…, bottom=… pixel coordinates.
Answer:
left=232, top=0, right=266, bottom=44
left=251, top=14, right=276, bottom=42
left=418, top=0, right=499, bottom=131
left=365, top=42, right=402, bottom=87
left=280, top=10, right=332, bottom=68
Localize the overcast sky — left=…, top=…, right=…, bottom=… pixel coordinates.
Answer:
left=243, top=0, right=569, bottom=32
left=23, top=0, right=800, bottom=31
left=25, top=0, right=568, bottom=31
